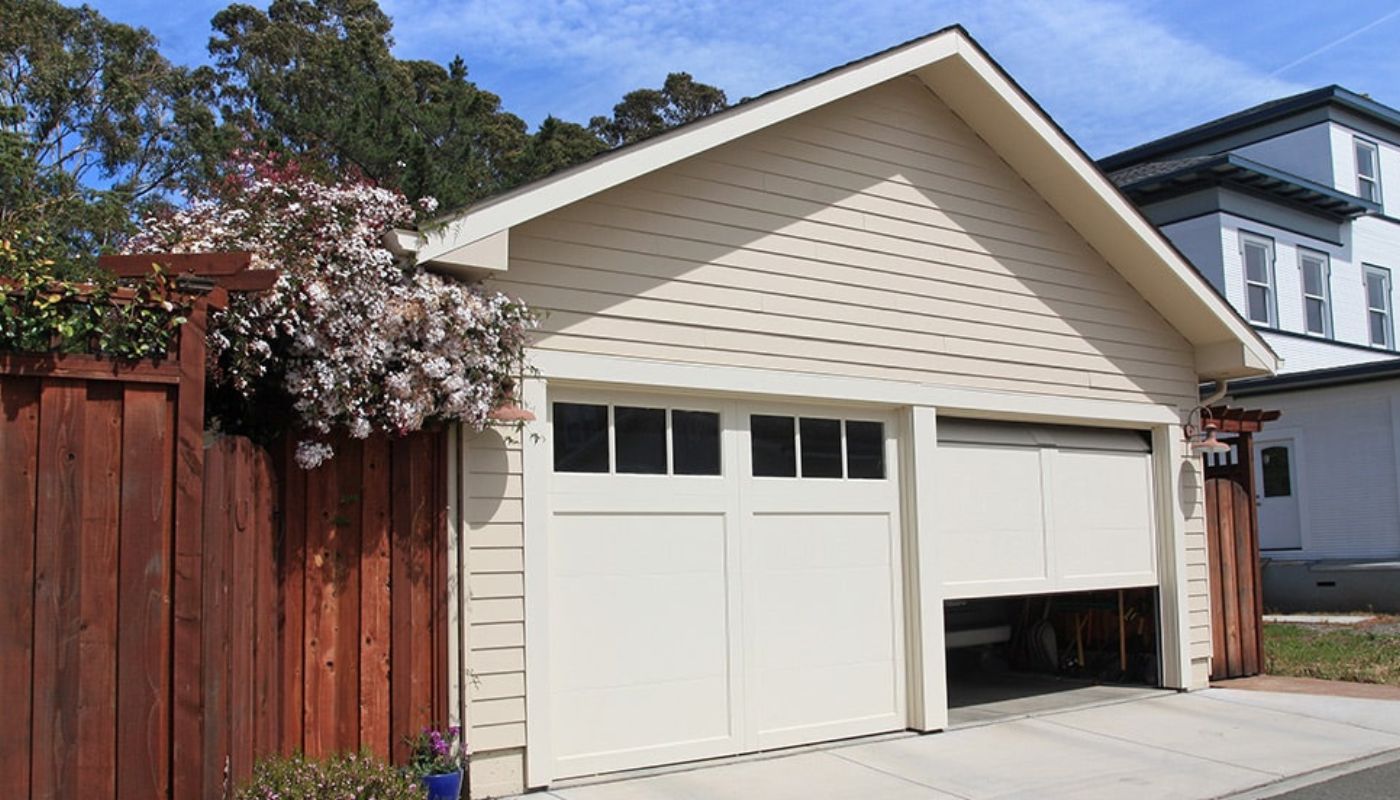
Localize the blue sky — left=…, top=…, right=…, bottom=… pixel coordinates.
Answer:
left=87, top=0, right=1400, bottom=157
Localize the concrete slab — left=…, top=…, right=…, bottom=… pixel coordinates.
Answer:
left=510, top=690, right=1400, bottom=800
left=545, top=749, right=960, bottom=800
left=1203, top=688, right=1400, bottom=737
left=1046, top=692, right=1400, bottom=778
left=834, top=715, right=1269, bottom=800
left=947, top=672, right=1163, bottom=728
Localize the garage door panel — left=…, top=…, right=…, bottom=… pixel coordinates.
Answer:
left=744, top=510, right=902, bottom=747
left=549, top=511, right=737, bottom=769
left=935, top=420, right=1159, bottom=598
left=752, top=660, right=902, bottom=748
left=1052, top=450, right=1157, bottom=585
left=547, top=392, right=903, bottom=779
left=935, top=443, right=1050, bottom=589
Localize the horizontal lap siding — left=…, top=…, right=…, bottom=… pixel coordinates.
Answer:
left=1181, top=453, right=1213, bottom=686
left=463, top=76, right=1214, bottom=794
left=502, top=76, right=1197, bottom=409
left=462, top=428, right=527, bottom=797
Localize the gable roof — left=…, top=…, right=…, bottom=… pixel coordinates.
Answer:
left=1099, top=85, right=1400, bottom=171
left=395, top=25, right=1277, bottom=380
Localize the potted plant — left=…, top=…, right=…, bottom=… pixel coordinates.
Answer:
left=406, top=725, right=468, bottom=800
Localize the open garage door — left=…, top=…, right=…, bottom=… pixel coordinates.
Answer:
left=934, top=419, right=1159, bottom=599
left=545, top=392, right=905, bottom=779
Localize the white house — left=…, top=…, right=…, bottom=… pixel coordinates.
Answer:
left=397, top=27, right=1276, bottom=797
left=1103, top=86, right=1400, bottom=613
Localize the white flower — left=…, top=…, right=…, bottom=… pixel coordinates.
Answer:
left=123, top=151, right=535, bottom=468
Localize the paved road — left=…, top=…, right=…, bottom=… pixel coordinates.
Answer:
left=1261, top=758, right=1400, bottom=800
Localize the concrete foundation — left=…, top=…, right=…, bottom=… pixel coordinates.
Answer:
left=1261, top=559, right=1400, bottom=613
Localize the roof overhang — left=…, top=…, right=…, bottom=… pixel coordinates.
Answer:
left=1114, top=154, right=1378, bottom=219
left=392, top=26, right=1278, bottom=381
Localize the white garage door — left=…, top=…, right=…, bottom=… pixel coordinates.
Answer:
left=546, top=391, right=905, bottom=779
left=934, top=419, right=1159, bottom=599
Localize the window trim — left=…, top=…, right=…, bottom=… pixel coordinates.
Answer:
left=1365, top=264, right=1394, bottom=350
left=1297, top=247, right=1332, bottom=338
left=1239, top=232, right=1277, bottom=327
left=1355, top=136, right=1382, bottom=206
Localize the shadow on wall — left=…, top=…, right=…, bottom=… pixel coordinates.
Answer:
left=489, top=75, right=1198, bottom=408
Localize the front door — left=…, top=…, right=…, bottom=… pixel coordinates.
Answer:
left=1255, top=438, right=1302, bottom=551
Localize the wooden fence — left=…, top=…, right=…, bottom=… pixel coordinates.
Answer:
left=0, top=354, right=448, bottom=799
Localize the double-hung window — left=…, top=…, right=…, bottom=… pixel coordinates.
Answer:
left=1240, top=233, right=1276, bottom=326
left=1355, top=138, right=1382, bottom=205
left=1298, top=249, right=1331, bottom=337
left=1365, top=265, right=1394, bottom=349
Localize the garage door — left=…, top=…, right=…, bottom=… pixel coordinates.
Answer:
left=546, top=391, right=905, bottom=779
left=934, top=419, right=1158, bottom=599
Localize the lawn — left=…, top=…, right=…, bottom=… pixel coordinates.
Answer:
left=1263, top=617, right=1400, bottom=687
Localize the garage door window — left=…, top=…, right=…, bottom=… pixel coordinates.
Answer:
left=751, top=415, right=885, bottom=479
left=673, top=410, right=721, bottom=475
left=751, top=415, right=798, bottom=477
left=846, top=420, right=886, bottom=479
left=800, top=418, right=843, bottom=477
left=553, top=402, right=610, bottom=472
left=616, top=406, right=667, bottom=474
left=554, top=402, right=722, bottom=475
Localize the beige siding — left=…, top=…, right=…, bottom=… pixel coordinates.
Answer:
left=498, top=76, right=1197, bottom=408
left=461, top=76, right=1217, bottom=795
left=461, top=426, right=528, bottom=794
left=1181, top=454, right=1214, bottom=686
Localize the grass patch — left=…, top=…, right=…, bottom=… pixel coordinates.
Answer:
left=1264, top=621, right=1400, bottom=686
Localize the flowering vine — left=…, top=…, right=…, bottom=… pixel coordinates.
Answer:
left=126, top=152, right=535, bottom=467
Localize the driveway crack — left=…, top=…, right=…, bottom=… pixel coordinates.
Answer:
left=1036, top=717, right=1283, bottom=779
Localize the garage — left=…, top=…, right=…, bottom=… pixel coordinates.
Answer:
left=933, top=419, right=1164, bottom=721
left=545, top=391, right=906, bottom=779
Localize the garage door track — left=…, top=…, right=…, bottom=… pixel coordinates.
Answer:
left=519, top=689, right=1400, bottom=800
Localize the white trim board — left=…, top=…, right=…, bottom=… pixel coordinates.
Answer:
left=530, top=350, right=1185, bottom=427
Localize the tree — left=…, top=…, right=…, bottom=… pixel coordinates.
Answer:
left=510, top=115, right=607, bottom=183
left=207, top=0, right=530, bottom=211
left=0, top=0, right=216, bottom=270
left=589, top=72, right=728, bottom=148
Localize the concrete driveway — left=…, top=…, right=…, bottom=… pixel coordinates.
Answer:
left=518, top=689, right=1400, bottom=800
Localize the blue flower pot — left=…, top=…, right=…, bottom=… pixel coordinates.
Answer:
left=422, top=770, right=463, bottom=800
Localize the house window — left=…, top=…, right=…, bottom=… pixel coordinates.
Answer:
left=1355, top=138, right=1381, bottom=204
left=1240, top=234, right=1276, bottom=326
left=1298, top=249, right=1331, bottom=337
left=1261, top=446, right=1292, bottom=498
left=1365, top=265, right=1393, bottom=349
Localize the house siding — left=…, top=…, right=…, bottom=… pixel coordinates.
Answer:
left=459, top=427, right=527, bottom=798
left=1249, top=379, right=1400, bottom=561
left=499, top=77, right=1198, bottom=408
left=462, top=76, right=1213, bottom=796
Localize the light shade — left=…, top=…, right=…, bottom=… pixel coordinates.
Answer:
left=1191, top=425, right=1231, bottom=456
left=488, top=403, right=536, bottom=422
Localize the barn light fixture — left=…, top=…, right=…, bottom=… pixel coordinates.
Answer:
left=1192, top=419, right=1231, bottom=456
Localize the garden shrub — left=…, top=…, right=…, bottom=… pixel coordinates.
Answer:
left=236, top=752, right=426, bottom=800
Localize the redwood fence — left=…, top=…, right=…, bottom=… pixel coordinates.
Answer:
left=1, top=258, right=450, bottom=799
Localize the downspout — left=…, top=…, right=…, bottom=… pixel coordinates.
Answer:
left=1200, top=380, right=1229, bottom=410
